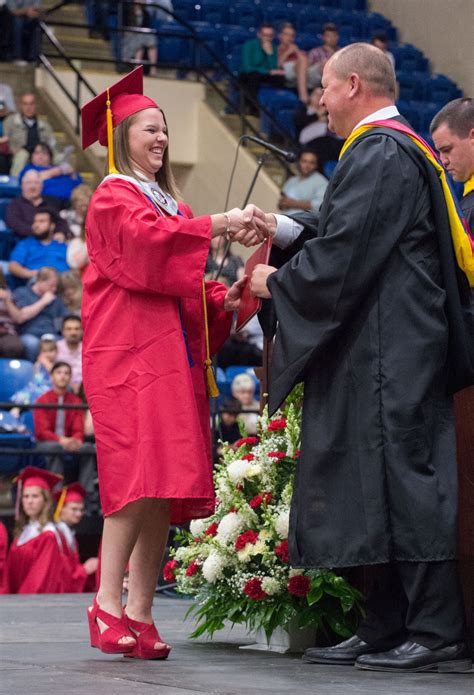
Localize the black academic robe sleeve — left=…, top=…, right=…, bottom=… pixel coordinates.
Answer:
left=267, top=134, right=425, bottom=413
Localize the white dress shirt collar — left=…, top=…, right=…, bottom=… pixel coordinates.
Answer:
left=352, top=105, right=400, bottom=132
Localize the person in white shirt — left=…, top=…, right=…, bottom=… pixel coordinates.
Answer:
left=278, top=150, right=328, bottom=216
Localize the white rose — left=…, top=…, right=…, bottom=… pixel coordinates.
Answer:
left=275, top=509, right=290, bottom=539
left=227, top=459, right=251, bottom=484
left=202, top=551, right=226, bottom=583
left=261, top=576, right=281, bottom=596
left=189, top=518, right=208, bottom=537
left=216, top=512, right=245, bottom=544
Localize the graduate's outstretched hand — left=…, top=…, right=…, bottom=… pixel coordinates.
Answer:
left=250, top=264, right=277, bottom=299
left=233, top=207, right=277, bottom=247
left=223, top=276, right=248, bottom=312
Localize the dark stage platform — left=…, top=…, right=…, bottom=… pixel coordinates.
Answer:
left=0, top=594, right=472, bottom=695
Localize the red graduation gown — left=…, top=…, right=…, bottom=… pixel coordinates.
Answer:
left=0, top=522, right=8, bottom=594
left=82, top=178, right=232, bottom=522
left=6, top=525, right=65, bottom=594
left=57, top=523, right=88, bottom=593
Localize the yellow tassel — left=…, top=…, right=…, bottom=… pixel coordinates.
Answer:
left=202, top=278, right=219, bottom=398
left=106, top=89, right=118, bottom=175
left=54, top=487, right=67, bottom=523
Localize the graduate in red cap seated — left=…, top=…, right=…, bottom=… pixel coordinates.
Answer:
left=0, top=521, right=8, bottom=594
left=80, top=66, right=269, bottom=660
left=5, top=466, right=65, bottom=594
left=54, top=483, right=99, bottom=593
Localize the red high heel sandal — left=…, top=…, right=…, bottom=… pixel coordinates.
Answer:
left=124, top=613, right=171, bottom=660
left=87, top=597, right=136, bottom=654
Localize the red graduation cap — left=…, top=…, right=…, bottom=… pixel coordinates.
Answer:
left=81, top=66, right=159, bottom=174
left=15, top=466, right=63, bottom=492
left=54, top=483, right=86, bottom=521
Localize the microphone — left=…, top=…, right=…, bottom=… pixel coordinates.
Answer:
left=240, top=135, right=297, bottom=163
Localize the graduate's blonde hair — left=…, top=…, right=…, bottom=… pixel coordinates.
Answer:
left=14, top=488, right=54, bottom=538
left=112, top=109, right=180, bottom=200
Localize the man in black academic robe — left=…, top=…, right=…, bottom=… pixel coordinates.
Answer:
left=249, top=44, right=471, bottom=672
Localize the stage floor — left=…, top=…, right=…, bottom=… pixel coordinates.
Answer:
left=0, top=594, right=472, bottom=695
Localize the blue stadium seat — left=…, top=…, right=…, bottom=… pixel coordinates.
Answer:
left=396, top=100, right=423, bottom=132
left=275, top=108, right=297, bottom=139
left=155, top=22, right=192, bottom=66
left=397, top=71, right=431, bottom=102
left=0, top=359, right=34, bottom=402
left=426, top=75, right=462, bottom=103
left=392, top=45, right=429, bottom=74
left=0, top=224, right=15, bottom=261
left=323, top=160, right=338, bottom=179
left=0, top=176, right=20, bottom=198
left=195, top=2, right=230, bottom=26
left=0, top=430, right=34, bottom=474
left=263, top=4, right=298, bottom=26
left=0, top=197, right=11, bottom=221
left=228, top=2, right=261, bottom=29
left=363, top=12, right=398, bottom=41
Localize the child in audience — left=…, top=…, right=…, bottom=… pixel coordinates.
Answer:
left=5, top=466, right=65, bottom=594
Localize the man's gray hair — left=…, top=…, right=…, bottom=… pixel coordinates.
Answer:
left=329, top=42, right=396, bottom=99
left=430, top=98, right=474, bottom=138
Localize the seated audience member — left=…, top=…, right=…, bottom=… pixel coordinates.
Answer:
left=0, top=520, right=7, bottom=594
left=56, top=315, right=82, bottom=392
left=0, top=268, right=25, bottom=357
left=231, top=373, right=259, bottom=436
left=54, top=483, right=98, bottom=592
left=8, top=0, right=42, bottom=65
left=34, top=361, right=96, bottom=495
left=59, top=184, right=92, bottom=238
left=66, top=225, right=89, bottom=275
left=5, top=466, right=65, bottom=594
left=217, top=320, right=264, bottom=369
left=122, top=1, right=159, bottom=77
left=20, top=142, right=82, bottom=205
left=0, top=82, right=15, bottom=174
left=5, top=170, right=68, bottom=238
left=294, top=87, right=343, bottom=169
left=59, top=270, right=82, bottom=315
left=12, top=267, right=67, bottom=360
left=3, top=91, right=57, bottom=177
left=240, top=23, right=286, bottom=115
left=9, top=207, right=69, bottom=279
left=277, top=23, right=320, bottom=104
left=371, top=32, right=395, bottom=70
left=206, top=236, right=244, bottom=286
left=11, top=335, right=57, bottom=406
left=306, top=23, right=340, bottom=87
left=279, top=150, right=328, bottom=214
left=214, top=397, right=242, bottom=461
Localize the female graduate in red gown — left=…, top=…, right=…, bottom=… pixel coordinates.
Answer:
left=55, top=483, right=98, bottom=593
left=80, top=67, right=267, bottom=659
left=5, top=467, right=64, bottom=594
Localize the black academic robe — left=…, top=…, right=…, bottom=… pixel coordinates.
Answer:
left=461, top=190, right=474, bottom=232
left=267, top=124, right=459, bottom=568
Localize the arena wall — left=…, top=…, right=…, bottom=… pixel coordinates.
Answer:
left=371, top=0, right=474, bottom=95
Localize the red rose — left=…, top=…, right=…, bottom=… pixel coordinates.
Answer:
left=244, top=577, right=267, bottom=600
left=194, top=537, right=201, bottom=544
left=204, top=522, right=219, bottom=537
left=185, top=559, right=199, bottom=577
left=235, top=529, right=259, bottom=551
left=228, top=506, right=237, bottom=513
left=275, top=540, right=289, bottom=563
left=268, top=418, right=287, bottom=431
left=268, top=451, right=285, bottom=460
left=294, top=450, right=300, bottom=459
left=163, top=559, right=178, bottom=582
left=249, top=492, right=273, bottom=509
left=242, top=453, right=255, bottom=461
left=235, top=437, right=259, bottom=448
left=288, top=574, right=311, bottom=597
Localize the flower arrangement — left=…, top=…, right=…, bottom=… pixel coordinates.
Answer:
left=165, top=386, right=363, bottom=642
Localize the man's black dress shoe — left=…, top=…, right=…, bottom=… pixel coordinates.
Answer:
left=303, top=634, right=397, bottom=665
left=355, top=640, right=472, bottom=672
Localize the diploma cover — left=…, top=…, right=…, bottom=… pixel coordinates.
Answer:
left=236, top=237, right=273, bottom=332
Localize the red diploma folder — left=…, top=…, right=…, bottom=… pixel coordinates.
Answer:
left=236, top=237, right=273, bottom=332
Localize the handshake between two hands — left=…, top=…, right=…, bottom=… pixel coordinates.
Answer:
left=218, top=204, right=277, bottom=312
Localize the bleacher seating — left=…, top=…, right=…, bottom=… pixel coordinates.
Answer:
left=0, top=176, right=20, bottom=262
left=0, top=359, right=34, bottom=402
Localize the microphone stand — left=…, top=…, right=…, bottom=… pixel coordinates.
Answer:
left=210, top=151, right=271, bottom=449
